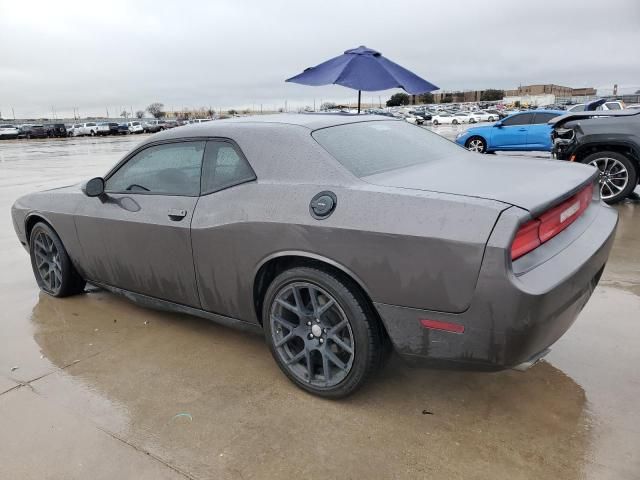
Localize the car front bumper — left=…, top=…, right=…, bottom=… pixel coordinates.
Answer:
left=374, top=202, right=618, bottom=370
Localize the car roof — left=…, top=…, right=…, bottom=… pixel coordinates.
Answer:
left=149, top=113, right=397, bottom=139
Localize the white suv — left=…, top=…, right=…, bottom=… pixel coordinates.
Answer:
left=127, top=121, right=144, bottom=134
left=568, top=100, right=625, bottom=112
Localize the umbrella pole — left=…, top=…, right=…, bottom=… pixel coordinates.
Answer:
left=357, top=90, right=361, bottom=114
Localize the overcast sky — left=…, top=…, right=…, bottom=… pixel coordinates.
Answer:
left=1, top=0, right=639, bottom=118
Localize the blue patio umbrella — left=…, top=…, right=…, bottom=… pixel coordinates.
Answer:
left=285, top=45, right=438, bottom=113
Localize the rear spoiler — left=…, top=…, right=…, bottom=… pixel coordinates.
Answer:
left=548, top=110, right=640, bottom=127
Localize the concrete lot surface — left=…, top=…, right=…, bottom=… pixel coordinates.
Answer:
left=0, top=134, right=639, bottom=479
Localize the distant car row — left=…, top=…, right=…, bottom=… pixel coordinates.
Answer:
left=0, top=118, right=213, bottom=139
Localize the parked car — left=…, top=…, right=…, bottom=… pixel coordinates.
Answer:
left=143, top=120, right=167, bottom=133
left=551, top=110, right=640, bottom=204
left=472, top=111, right=499, bottom=122
left=567, top=100, right=625, bottom=112
left=45, top=123, right=68, bottom=138
left=0, top=124, right=20, bottom=139
left=67, top=124, right=83, bottom=137
left=116, top=123, right=130, bottom=135
left=107, top=122, right=120, bottom=135
left=455, top=110, right=564, bottom=153
left=76, top=122, right=99, bottom=136
left=127, top=121, right=144, bottom=134
left=96, top=123, right=112, bottom=136
left=17, top=125, right=48, bottom=139
left=11, top=114, right=617, bottom=397
left=431, top=113, right=460, bottom=125
left=191, top=118, right=212, bottom=124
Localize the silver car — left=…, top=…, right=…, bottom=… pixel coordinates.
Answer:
left=11, top=114, right=617, bottom=397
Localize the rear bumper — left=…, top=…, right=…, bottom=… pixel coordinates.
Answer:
left=374, top=202, right=618, bottom=370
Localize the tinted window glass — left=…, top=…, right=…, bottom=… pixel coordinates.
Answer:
left=502, top=113, right=534, bottom=126
left=570, top=104, right=585, bottom=112
left=532, top=112, right=560, bottom=124
left=313, top=121, right=462, bottom=178
left=605, top=102, right=621, bottom=110
left=201, top=141, right=255, bottom=194
left=106, top=141, right=205, bottom=195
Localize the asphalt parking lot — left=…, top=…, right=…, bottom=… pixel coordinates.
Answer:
left=0, top=134, right=639, bottom=479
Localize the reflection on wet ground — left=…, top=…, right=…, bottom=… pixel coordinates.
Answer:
left=0, top=135, right=638, bottom=479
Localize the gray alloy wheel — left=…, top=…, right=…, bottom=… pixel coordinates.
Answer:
left=466, top=137, right=486, bottom=153
left=263, top=267, right=385, bottom=398
left=452, top=119, right=459, bottom=125
left=488, top=116, right=494, bottom=122
left=29, top=222, right=85, bottom=297
left=583, top=151, right=637, bottom=204
left=32, top=229, right=63, bottom=294
left=270, top=282, right=355, bottom=387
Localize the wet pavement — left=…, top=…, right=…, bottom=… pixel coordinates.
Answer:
left=0, top=134, right=639, bottom=479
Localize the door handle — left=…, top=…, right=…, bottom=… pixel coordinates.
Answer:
left=168, top=208, right=187, bottom=220
left=518, top=128, right=527, bottom=131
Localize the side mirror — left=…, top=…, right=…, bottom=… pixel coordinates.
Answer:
left=84, top=177, right=105, bottom=197
left=494, top=121, right=503, bottom=128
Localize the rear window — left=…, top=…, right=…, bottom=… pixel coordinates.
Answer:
left=312, top=121, right=461, bottom=178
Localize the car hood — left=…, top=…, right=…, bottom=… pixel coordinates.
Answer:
left=362, top=153, right=597, bottom=215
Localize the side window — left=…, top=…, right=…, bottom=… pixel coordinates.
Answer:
left=605, top=102, right=621, bottom=110
left=201, top=141, right=256, bottom=194
left=106, top=141, right=205, bottom=195
left=570, top=105, right=585, bottom=112
left=502, top=113, right=534, bottom=126
left=532, top=112, right=560, bottom=124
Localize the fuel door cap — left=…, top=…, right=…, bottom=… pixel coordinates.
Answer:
left=310, top=191, right=337, bottom=219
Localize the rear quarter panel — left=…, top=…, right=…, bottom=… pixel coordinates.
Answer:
left=191, top=183, right=506, bottom=323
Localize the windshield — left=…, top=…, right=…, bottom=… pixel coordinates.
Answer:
left=312, top=121, right=462, bottom=177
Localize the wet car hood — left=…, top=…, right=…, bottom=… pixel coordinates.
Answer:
left=362, top=153, right=597, bottom=215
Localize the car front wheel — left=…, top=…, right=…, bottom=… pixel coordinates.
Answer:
left=465, top=136, right=487, bottom=153
left=29, top=222, right=86, bottom=297
left=583, top=151, right=638, bottom=204
left=263, top=266, right=385, bottom=398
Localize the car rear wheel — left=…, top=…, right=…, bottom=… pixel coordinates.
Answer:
left=263, top=267, right=385, bottom=398
left=29, top=222, right=86, bottom=297
left=582, top=151, right=637, bottom=204
left=432, top=119, right=439, bottom=126
left=488, top=116, right=495, bottom=122
left=466, top=136, right=487, bottom=153
left=452, top=119, right=459, bottom=125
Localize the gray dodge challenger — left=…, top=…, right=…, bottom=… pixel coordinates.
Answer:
left=11, top=114, right=618, bottom=397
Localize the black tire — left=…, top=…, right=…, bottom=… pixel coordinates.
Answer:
left=452, top=119, right=459, bottom=125
left=465, top=136, right=487, bottom=153
left=26, top=133, right=31, bottom=139
left=432, top=119, right=439, bottom=126
left=581, top=150, right=638, bottom=204
left=488, top=116, right=495, bottom=122
left=262, top=266, right=385, bottom=398
left=29, top=222, right=85, bottom=297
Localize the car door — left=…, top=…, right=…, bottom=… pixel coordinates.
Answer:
left=74, top=140, right=205, bottom=307
left=489, top=112, right=534, bottom=150
left=527, top=112, right=560, bottom=151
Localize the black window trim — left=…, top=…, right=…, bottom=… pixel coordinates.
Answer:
left=103, top=136, right=256, bottom=197
left=502, top=112, right=534, bottom=127
left=200, top=139, right=257, bottom=197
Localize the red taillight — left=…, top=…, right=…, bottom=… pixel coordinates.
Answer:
left=420, top=319, right=465, bottom=334
left=511, top=184, right=593, bottom=261
left=511, top=220, right=541, bottom=260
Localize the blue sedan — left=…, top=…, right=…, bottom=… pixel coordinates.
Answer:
left=455, top=110, right=564, bottom=153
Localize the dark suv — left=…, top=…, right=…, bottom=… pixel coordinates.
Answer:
left=551, top=110, right=640, bottom=204
left=45, top=123, right=68, bottom=138
left=17, top=125, right=48, bottom=139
